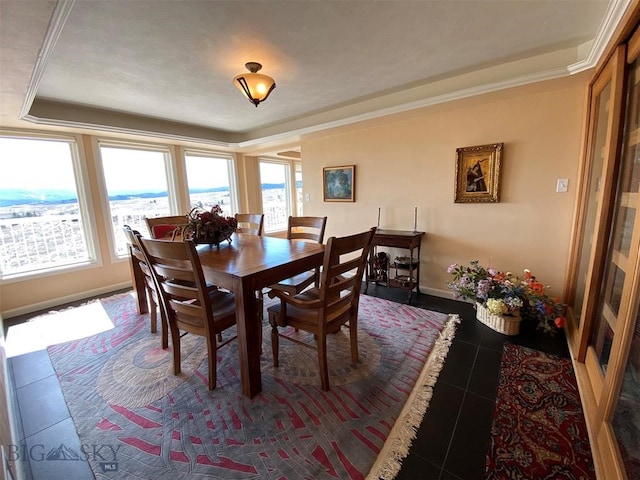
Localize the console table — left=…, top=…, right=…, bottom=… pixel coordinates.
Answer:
left=365, top=229, right=425, bottom=303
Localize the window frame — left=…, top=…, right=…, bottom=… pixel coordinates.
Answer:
left=294, top=161, right=303, bottom=216
left=0, top=130, right=101, bottom=283
left=94, top=139, right=178, bottom=261
left=258, top=157, right=298, bottom=233
left=183, top=148, right=238, bottom=216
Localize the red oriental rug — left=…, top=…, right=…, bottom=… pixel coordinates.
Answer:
left=46, top=291, right=459, bottom=479
left=485, top=343, right=596, bottom=480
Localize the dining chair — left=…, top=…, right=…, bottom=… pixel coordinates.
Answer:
left=122, top=225, right=168, bottom=348
left=137, top=235, right=238, bottom=390
left=267, top=227, right=376, bottom=390
left=267, top=216, right=327, bottom=297
left=144, top=215, right=188, bottom=239
left=235, top=213, right=264, bottom=236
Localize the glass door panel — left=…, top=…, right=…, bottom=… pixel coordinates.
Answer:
left=612, top=206, right=635, bottom=256
left=589, top=46, right=639, bottom=374
left=612, top=300, right=640, bottom=479
left=611, top=35, right=640, bottom=479
left=570, top=81, right=612, bottom=327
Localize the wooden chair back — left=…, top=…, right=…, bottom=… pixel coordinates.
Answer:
left=235, top=213, right=264, bottom=236
left=318, top=227, right=375, bottom=320
left=123, top=224, right=146, bottom=269
left=267, top=227, right=376, bottom=390
left=123, top=225, right=167, bottom=345
left=287, top=216, right=327, bottom=243
left=137, top=236, right=237, bottom=389
left=144, top=215, right=187, bottom=239
left=267, top=216, right=328, bottom=296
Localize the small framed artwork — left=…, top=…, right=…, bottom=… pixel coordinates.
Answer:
left=323, top=165, right=356, bottom=202
left=454, top=143, right=503, bottom=203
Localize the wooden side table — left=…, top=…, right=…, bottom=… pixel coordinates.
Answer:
left=365, top=229, right=425, bottom=303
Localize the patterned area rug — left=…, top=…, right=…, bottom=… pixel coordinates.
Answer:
left=485, top=343, right=596, bottom=480
left=47, top=292, right=458, bottom=479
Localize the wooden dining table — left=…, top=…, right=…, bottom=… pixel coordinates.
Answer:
left=131, top=233, right=325, bottom=398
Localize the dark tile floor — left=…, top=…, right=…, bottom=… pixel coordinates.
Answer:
left=4, top=286, right=570, bottom=480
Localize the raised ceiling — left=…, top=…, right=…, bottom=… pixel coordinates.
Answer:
left=0, top=1, right=627, bottom=150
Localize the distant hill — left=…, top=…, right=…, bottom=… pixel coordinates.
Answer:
left=0, top=188, right=78, bottom=207
left=0, top=183, right=297, bottom=207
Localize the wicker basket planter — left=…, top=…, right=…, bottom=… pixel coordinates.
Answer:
left=476, top=302, right=521, bottom=335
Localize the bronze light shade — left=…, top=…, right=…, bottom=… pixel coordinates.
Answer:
left=233, top=62, right=276, bottom=107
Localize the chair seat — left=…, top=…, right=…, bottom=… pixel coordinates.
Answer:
left=268, top=303, right=349, bottom=333
left=267, top=287, right=347, bottom=334
left=267, top=287, right=320, bottom=323
left=208, top=290, right=238, bottom=324
left=173, top=290, right=236, bottom=330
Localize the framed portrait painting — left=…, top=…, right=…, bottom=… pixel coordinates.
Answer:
left=323, top=165, right=355, bottom=202
left=454, top=143, right=503, bottom=203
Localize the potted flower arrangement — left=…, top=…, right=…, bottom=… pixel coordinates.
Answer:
left=183, top=204, right=238, bottom=247
left=447, top=260, right=566, bottom=335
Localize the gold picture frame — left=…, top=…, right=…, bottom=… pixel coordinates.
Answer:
left=323, top=165, right=356, bottom=202
left=454, top=143, right=503, bottom=203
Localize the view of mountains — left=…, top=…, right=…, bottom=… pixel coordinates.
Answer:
left=0, top=188, right=80, bottom=207
left=0, top=184, right=290, bottom=207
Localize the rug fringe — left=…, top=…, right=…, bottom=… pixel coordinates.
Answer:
left=366, top=313, right=461, bottom=480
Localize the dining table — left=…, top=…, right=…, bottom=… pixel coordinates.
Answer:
left=131, top=232, right=325, bottom=398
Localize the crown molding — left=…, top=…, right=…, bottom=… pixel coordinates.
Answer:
left=567, top=0, right=632, bottom=74
left=20, top=0, right=75, bottom=119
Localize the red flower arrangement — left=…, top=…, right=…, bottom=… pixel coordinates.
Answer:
left=183, top=205, right=237, bottom=247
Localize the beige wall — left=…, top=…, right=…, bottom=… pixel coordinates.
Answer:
left=300, top=73, right=589, bottom=299
left=0, top=72, right=588, bottom=316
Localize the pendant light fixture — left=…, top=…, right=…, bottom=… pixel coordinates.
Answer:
left=233, top=62, right=276, bottom=107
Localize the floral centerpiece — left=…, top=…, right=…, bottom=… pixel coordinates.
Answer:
left=182, top=204, right=237, bottom=247
left=447, top=260, right=566, bottom=335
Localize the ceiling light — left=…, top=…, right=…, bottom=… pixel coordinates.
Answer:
left=233, top=62, right=276, bottom=107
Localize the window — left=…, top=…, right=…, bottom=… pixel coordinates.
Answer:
left=295, top=162, right=303, bottom=216
left=0, top=135, right=96, bottom=278
left=185, top=151, right=235, bottom=217
left=98, top=143, right=174, bottom=256
left=259, top=159, right=293, bottom=232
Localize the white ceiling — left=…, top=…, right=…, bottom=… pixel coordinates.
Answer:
left=0, top=0, right=628, bottom=151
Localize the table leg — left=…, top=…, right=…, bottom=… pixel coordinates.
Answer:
left=415, top=243, right=422, bottom=295
left=364, top=251, right=371, bottom=293
left=128, top=249, right=148, bottom=315
left=235, top=279, right=263, bottom=398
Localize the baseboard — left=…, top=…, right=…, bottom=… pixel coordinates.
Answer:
left=566, top=339, right=605, bottom=479
left=2, top=282, right=132, bottom=319
left=421, top=286, right=456, bottom=299
left=1, top=444, right=17, bottom=480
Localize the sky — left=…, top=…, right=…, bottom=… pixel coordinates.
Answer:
left=1, top=138, right=284, bottom=196
left=0, top=137, right=77, bottom=191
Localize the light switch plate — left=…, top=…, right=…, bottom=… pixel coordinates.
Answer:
left=556, top=178, right=569, bottom=192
